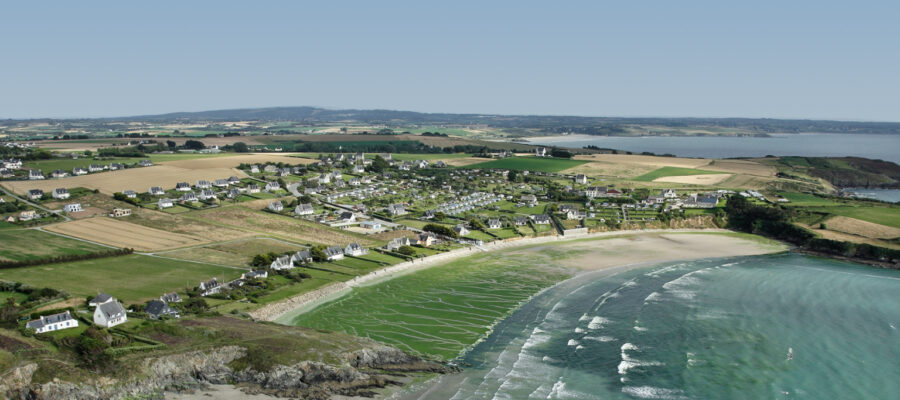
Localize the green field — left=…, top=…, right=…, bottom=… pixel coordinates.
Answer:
left=290, top=248, right=571, bottom=360
left=0, top=229, right=107, bottom=262
left=0, top=254, right=241, bottom=302
left=802, top=206, right=900, bottom=229
left=148, top=153, right=235, bottom=162
left=388, top=153, right=472, bottom=161
left=465, top=157, right=587, bottom=173
left=633, top=166, right=722, bottom=182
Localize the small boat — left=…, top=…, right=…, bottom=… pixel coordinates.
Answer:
left=787, top=347, right=793, bottom=361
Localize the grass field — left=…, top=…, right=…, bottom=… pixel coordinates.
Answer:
left=148, top=153, right=235, bottom=163
left=0, top=229, right=107, bottom=262
left=0, top=254, right=241, bottom=302
left=633, top=166, right=723, bottom=182
left=805, top=206, right=900, bottom=229
left=160, top=237, right=308, bottom=267
left=465, top=157, right=587, bottom=173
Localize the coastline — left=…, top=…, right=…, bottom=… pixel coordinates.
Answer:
left=258, top=228, right=781, bottom=324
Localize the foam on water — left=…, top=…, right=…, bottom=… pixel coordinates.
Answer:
left=587, top=316, right=610, bottom=329
left=621, top=386, right=687, bottom=399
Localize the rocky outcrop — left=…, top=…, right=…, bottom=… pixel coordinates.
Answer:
left=5, top=345, right=448, bottom=400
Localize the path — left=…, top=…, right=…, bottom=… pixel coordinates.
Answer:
left=0, top=185, right=71, bottom=221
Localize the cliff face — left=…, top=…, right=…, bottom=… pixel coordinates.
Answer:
left=4, top=345, right=447, bottom=400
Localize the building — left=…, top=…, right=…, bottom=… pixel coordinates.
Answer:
left=88, top=164, right=104, bottom=173
left=145, top=300, right=180, bottom=319
left=72, top=167, right=88, bottom=176
left=196, top=180, right=212, bottom=189
left=242, top=270, right=268, bottom=280
left=535, top=147, right=548, bottom=157
left=109, top=208, right=132, bottom=217
left=26, top=311, right=78, bottom=334
left=160, top=293, right=182, bottom=303
left=453, top=224, right=470, bottom=236
left=175, top=182, right=191, bottom=191
left=28, top=189, right=44, bottom=200
left=18, top=210, right=38, bottom=221
left=324, top=245, right=345, bottom=260
left=488, top=218, right=502, bottom=229
left=181, top=192, right=198, bottom=202
left=51, top=170, right=68, bottom=178
left=265, top=182, right=281, bottom=192
left=247, top=184, right=261, bottom=194
left=662, top=189, right=677, bottom=199
left=385, top=237, right=412, bottom=251
left=198, top=278, right=222, bottom=296
left=198, top=189, right=216, bottom=201
left=520, top=194, right=538, bottom=206
left=138, top=160, right=153, bottom=167
left=294, top=203, right=314, bottom=215
left=514, top=216, right=528, bottom=226
left=93, top=300, right=127, bottom=328
left=291, top=250, right=313, bottom=264
left=88, top=293, right=114, bottom=307
left=268, top=201, right=284, bottom=212
left=149, top=186, right=165, bottom=196
left=533, top=214, right=551, bottom=224
left=344, top=242, right=369, bottom=256
left=123, top=190, right=137, bottom=198
left=387, top=204, right=407, bottom=216
left=213, top=179, right=230, bottom=188
left=270, top=255, right=293, bottom=270
left=359, top=220, right=381, bottom=230
left=28, top=170, right=44, bottom=180
left=64, top=203, right=83, bottom=213
left=575, top=174, right=588, bottom=184
left=417, top=233, right=437, bottom=247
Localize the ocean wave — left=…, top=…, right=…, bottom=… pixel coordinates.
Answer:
left=621, top=386, right=687, bottom=399
left=578, top=313, right=589, bottom=321
left=583, top=335, right=616, bottom=342
left=619, top=343, right=664, bottom=375
left=644, top=292, right=661, bottom=302
left=588, top=316, right=611, bottom=329
left=567, top=339, right=579, bottom=346
left=574, top=327, right=585, bottom=333
left=522, top=327, right=551, bottom=350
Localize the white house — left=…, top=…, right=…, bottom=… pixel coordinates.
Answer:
left=488, top=218, right=502, bottom=229
left=387, top=204, right=407, bottom=216
left=158, top=198, right=174, bottom=209
left=175, top=182, right=191, bottom=191
left=149, top=186, right=165, bottom=196
left=247, top=184, right=261, bottom=194
left=29, top=170, right=44, bottom=180
left=196, top=180, right=212, bottom=189
left=662, top=189, right=678, bottom=199
left=324, top=245, right=345, bottom=260
left=88, top=164, right=104, bottom=173
left=535, top=147, right=548, bottom=157
left=265, top=182, right=281, bottom=192
left=270, top=255, right=294, bottom=270
left=454, top=224, right=470, bottom=236
left=28, top=189, right=44, bottom=200
left=268, top=201, right=284, bottom=212
left=64, top=203, right=83, bottom=213
left=123, top=190, right=137, bottom=198
left=294, top=203, right=314, bottom=215
left=72, top=167, right=88, bottom=176
left=344, top=242, right=368, bottom=256
left=51, top=188, right=70, bottom=200
left=93, top=301, right=127, bottom=328
left=575, top=174, right=588, bottom=184
left=18, top=210, right=38, bottom=221
left=89, top=293, right=114, bottom=307
left=359, top=220, right=381, bottom=230
left=198, top=189, right=217, bottom=201
left=291, top=250, right=313, bottom=264
left=26, top=311, right=79, bottom=334
left=109, top=208, right=132, bottom=218
left=242, top=270, right=268, bottom=280
left=385, top=237, right=412, bottom=251
left=198, top=278, right=222, bottom=296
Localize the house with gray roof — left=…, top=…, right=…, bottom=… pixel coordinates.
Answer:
left=26, top=311, right=78, bottom=334
left=145, top=300, right=179, bottom=319
left=93, top=300, right=127, bottom=328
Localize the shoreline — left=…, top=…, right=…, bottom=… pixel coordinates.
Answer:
left=256, top=228, right=770, bottom=324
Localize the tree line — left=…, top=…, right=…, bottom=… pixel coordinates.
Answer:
left=0, top=248, right=134, bottom=269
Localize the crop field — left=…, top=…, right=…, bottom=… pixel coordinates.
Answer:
left=822, top=216, right=900, bottom=239
left=2, top=165, right=246, bottom=195
left=465, top=157, right=587, bottom=172
left=22, top=157, right=146, bottom=172
left=290, top=249, right=572, bottom=360
left=0, top=229, right=107, bottom=262
left=154, top=153, right=315, bottom=169
left=159, top=237, right=308, bottom=267
left=186, top=206, right=376, bottom=246
left=44, top=217, right=204, bottom=251
left=633, top=166, right=724, bottom=182
left=0, top=254, right=241, bottom=302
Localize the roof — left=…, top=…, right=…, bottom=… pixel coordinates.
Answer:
left=26, top=311, right=74, bottom=330
left=90, top=293, right=113, bottom=304
left=98, top=301, right=126, bottom=319
left=145, top=300, right=177, bottom=317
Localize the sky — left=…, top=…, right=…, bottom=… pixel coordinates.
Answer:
left=2, top=1, right=899, bottom=121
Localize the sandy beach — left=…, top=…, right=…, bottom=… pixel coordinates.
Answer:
left=258, top=229, right=786, bottom=324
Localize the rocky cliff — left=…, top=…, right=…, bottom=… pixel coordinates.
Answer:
left=2, top=344, right=448, bottom=400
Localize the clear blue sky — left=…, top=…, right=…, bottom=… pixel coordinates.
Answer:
left=2, top=1, right=899, bottom=121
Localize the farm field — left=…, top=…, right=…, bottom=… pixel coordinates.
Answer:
left=465, top=157, right=587, bottom=172
left=804, top=206, right=900, bottom=229
left=653, top=173, right=732, bottom=185
left=44, top=217, right=204, bottom=251
left=0, top=229, right=107, bottom=262
left=22, top=157, right=147, bottom=172
left=159, top=237, right=308, bottom=267
left=154, top=153, right=315, bottom=169
left=633, top=166, right=724, bottom=182
left=821, top=216, right=900, bottom=239
left=186, top=206, right=376, bottom=246
left=2, top=165, right=246, bottom=195
left=0, top=254, right=241, bottom=302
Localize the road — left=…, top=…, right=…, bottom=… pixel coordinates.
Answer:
left=0, top=184, right=71, bottom=221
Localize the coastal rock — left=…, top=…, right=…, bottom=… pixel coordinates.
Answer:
left=346, top=345, right=449, bottom=372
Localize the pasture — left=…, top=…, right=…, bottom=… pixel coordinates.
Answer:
left=0, top=229, right=107, bottom=262
left=465, top=157, right=587, bottom=172
left=0, top=254, right=241, bottom=302
left=633, top=166, right=723, bottom=182
left=2, top=165, right=246, bottom=195
left=22, top=157, right=146, bottom=172
left=160, top=237, right=309, bottom=267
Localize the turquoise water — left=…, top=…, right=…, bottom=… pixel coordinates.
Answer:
left=399, top=254, right=900, bottom=399
left=527, top=133, right=900, bottom=163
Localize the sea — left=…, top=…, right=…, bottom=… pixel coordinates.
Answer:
left=396, top=253, right=900, bottom=399
left=525, top=133, right=900, bottom=164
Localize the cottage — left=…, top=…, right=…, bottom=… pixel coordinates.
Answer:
left=385, top=237, right=412, bottom=251
left=196, top=180, right=212, bottom=189
left=28, top=189, right=44, bottom=200
left=242, top=270, right=268, bottom=280
left=228, top=176, right=241, bottom=184
left=352, top=165, right=365, bottom=174
left=88, top=164, right=104, bottom=173
left=213, top=179, right=230, bottom=188
left=64, top=203, right=83, bottom=213
left=145, top=300, right=180, bottom=319
left=567, top=209, right=586, bottom=220
left=532, top=214, right=551, bottom=224
left=175, top=182, right=191, bottom=191
left=226, top=188, right=241, bottom=199
left=198, top=278, right=222, bottom=296
left=123, top=190, right=137, bottom=198
left=270, top=255, right=293, bottom=270
left=109, top=208, right=132, bottom=217
left=339, top=211, right=356, bottom=222
left=51, top=170, right=68, bottom=178
left=662, top=189, right=677, bottom=199
left=110, top=163, right=124, bottom=171
left=157, top=198, right=173, bottom=209
left=160, top=293, right=182, bottom=303
left=265, top=181, right=281, bottom=192
left=488, top=218, right=502, bottom=229
left=574, top=174, right=588, bottom=184
left=514, top=216, right=528, bottom=226
left=0, top=169, right=12, bottom=178
left=149, top=186, right=165, bottom=196
left=181, top=192, right=199, bottom=202
left=89, top=293, right=114, bottom=307
left=535, top=147, right=548, bottom=157
left=138, top=160, right=153, bottom=167
left=294, top=203, right=314, bottom=215
left=453, top=224, right=471, bottom=236
left=387, top=204, right=407, bottom=216
left=263, top=165, right=279, bottom=173
left=198, top=189, right=216, bottom=201
left=250, top=165, right=260, bottom=173
left=93, top=301, right=127, bottom=328
left=28, top=170, right=44, bottom=180
left=247, top=184, right=261, bottom=194
left=72, top=167, right=88, bottom=176
left=417, top=233, right=437, bottom=247
left=324, top=245, right=345, bottom=260
left=2, top=216, right=15, bottom=223
left=291, top=250, right=313, bottom=264
left=344, top=243, right=369, bottom=256
left=520, top=194, right=538, bottom=205
left=26, top=311, right=78, bottom=334
left=268, top=201, right=284, bottom=212
left=606, top=189, right=623, bottom=198
left=18, top=210, right=38, bottom=221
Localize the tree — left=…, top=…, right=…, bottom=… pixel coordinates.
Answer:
left=370, top=155, right=389, bottom=173
left=0, top=297, right=19, bottom=328
left=233, top=142, right=250, bottom=153
left=166, top=140, right=177, bottom=148
left=298, top=195, right=313, bottom=204
left=468, top=218, right=486, bottom=230
left=507, top=169, right=518, bottom=182
left=183, top=140, right=205, bottom=150
left=423, top=224, right=458, bottom=238
left=310, top=246, right=327, bottom=262
left=397, top=246, right=416, bottom=256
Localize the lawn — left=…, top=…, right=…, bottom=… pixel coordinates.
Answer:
left=463, top=230, right=495, bottom=242
left=633, top=167, right=722, bottom=182
left=465, top=157, right=587, bottom=173
left=0, top=254, right=241, bottom=302
left=0, top=229, right=107, bottom=262
left=488, top=228, right=520, bottom=239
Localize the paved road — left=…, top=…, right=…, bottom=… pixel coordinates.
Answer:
left=0, top=184, right=71, bottom=221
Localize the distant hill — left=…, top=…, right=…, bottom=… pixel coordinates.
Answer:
left=116, top=107, right=900, bottom=135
